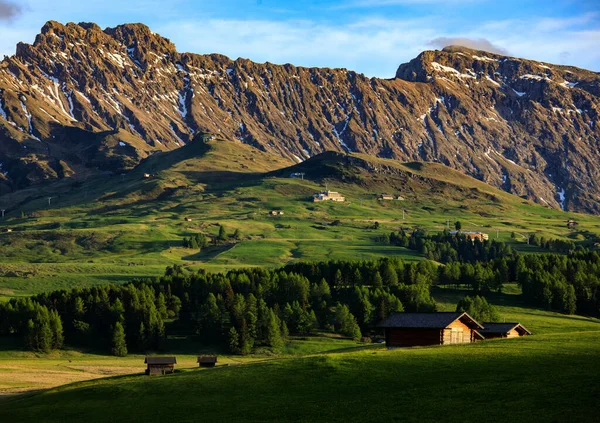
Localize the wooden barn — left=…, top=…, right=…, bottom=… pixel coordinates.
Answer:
left=145, top=357, right=176, bottom=375
left=480, top=322, right=531, bottom=339
left=378, top=312, right=485, bottom=348
left=197, top=355, right=218, bottom=368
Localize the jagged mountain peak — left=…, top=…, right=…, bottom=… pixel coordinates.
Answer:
left=0, top=21, right=599, bottom=214
left=396, top=47, right=599, bottom=94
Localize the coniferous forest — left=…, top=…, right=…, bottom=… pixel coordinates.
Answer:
left=1, top=232, right=599, bottom=355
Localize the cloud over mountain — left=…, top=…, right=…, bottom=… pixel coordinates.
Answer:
left=428, top=37, right=509, bottom=55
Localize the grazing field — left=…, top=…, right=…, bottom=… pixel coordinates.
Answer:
left=0, top=334, right=367, bottom=395
left=1, top=321, right=598, bottom=422
left=1, top=140, right=599, bottom=299
left=1, top=286, right=599, bottom=422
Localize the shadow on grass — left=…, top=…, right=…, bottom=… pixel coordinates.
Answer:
left=181, top=244, right=237, bottom=262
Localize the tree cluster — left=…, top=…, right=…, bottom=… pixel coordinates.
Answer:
left=0, top=257, right=439, bottom=355
left=182, top=233, right=209, bottom=249
left=456, top=295, right=500, bottom=322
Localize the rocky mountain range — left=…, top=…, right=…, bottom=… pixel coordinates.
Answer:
left=0, top=21, right=599, bottom=212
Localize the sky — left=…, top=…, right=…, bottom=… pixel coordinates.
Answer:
left=0, top=0, right=599, bottom=77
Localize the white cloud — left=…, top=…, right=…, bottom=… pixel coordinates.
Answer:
left=155, top=17, right=439, bottom=77
left=155, top=14, right=600, bottom=76
left=1, top=10, right=598, bottom=76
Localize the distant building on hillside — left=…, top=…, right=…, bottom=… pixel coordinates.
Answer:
left=145, top=357, right=176, bottom=375
left=290, top=172, right=305, bottom=179
left=197, top=355, right=218, bottom=368
left=479, top=323, right=531, bottom=339
left=313, top=191, right=345, bottom=202
left=184, top=217, right=193, bottom=222
left=378, top=312, right=485, bottom=348
left=449, top=231, right=489, bottom=242
left=567, top=219, right=578, bottom=229
left=378, top=194, right=394, bottom=201
left=270, top=210, right=284, bottom=216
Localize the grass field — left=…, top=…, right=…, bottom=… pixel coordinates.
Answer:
left=1, top=139, right=599, bottom=299
left=1, top=285, right=599, bottom=422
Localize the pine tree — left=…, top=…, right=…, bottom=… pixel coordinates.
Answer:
left=156, top=293, right=168, bottom=319
left=111, top=322, right=128, bottom=357
left=228, top=326, right=240, bottom=354
left=334, top=269, right=344, bottom=289
left=381, top=263, right=398, bottom=286
left=218, top=225, right=227, bottom=242
left=37, top=320, right=53, bottom=353
left=49, top=310, right=64, bottom=349
left=265, top=309, right=283, bottom=348
left=373, top=271, right=383, bottom=289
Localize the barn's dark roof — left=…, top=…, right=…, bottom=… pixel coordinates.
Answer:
left=197, top=356, right=217, bottom=363
left=378, top=312, right=483, bottom=329
left=145, top=356, right=177, bottom=365
left=480, top=322, right=531, bottom=335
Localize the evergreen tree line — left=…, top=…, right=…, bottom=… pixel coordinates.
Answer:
left=383, top=229, right=515, bottom=263
left=2, top=250, right=599, bottom=355
left=0, top=298, right=63, bottom=353
left=0, top=258, right=438, bottom=355
left=514, top=252, right=600, bottom=315
left=381, top=230, right=599, bottom=315
left=0, top=284, right=175, bottom=356
left=526, top=233, right=577, bottom=253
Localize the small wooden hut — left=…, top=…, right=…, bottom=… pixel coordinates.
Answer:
left=197, top=355, right=218, bottom=368
left=378, top=312, right=485, bottom=348
left=145, top=357, right=177, bottom=375
left=480, top=323, right=531, bottom=339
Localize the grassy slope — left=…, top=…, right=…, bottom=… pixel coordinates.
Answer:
left=0, top=138, right=599, bottom=298
left=1, top=287, right=599, bottom=422
left=0, top=334, right=364, bottom=395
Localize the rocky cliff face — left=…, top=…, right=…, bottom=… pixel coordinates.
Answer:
left=1, top=21, right=599, bottom=212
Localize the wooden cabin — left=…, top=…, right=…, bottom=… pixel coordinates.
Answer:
left=378, top=194, right=394, bottom=201
left=480, top=322, right=531, bottom=339
left=197, top=355, right=218, bottom=368
left=378, top=312, right=485, bottom=348
left=145, top=357, right=176, bottom=375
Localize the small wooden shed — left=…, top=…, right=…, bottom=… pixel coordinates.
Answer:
left=145, top=356, right=177, bottom=375
left=378, top=312, right=485, bottom=348
left=197, top=355, right=217, bottom=368
left=480, top=323, right=531, bottom=339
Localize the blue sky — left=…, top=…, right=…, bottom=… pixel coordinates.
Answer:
left=1, top=0, right=599, bottom=77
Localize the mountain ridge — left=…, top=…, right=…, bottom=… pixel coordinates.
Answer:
left=1, top=21, right=599, bottom=212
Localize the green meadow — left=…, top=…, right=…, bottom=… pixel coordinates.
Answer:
left=1, top=140, right=598, bottom=299
left=1, top=285, right=598, bottom=422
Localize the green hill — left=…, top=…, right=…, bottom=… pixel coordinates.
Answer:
left=0, top=137, right=599, bottom=298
